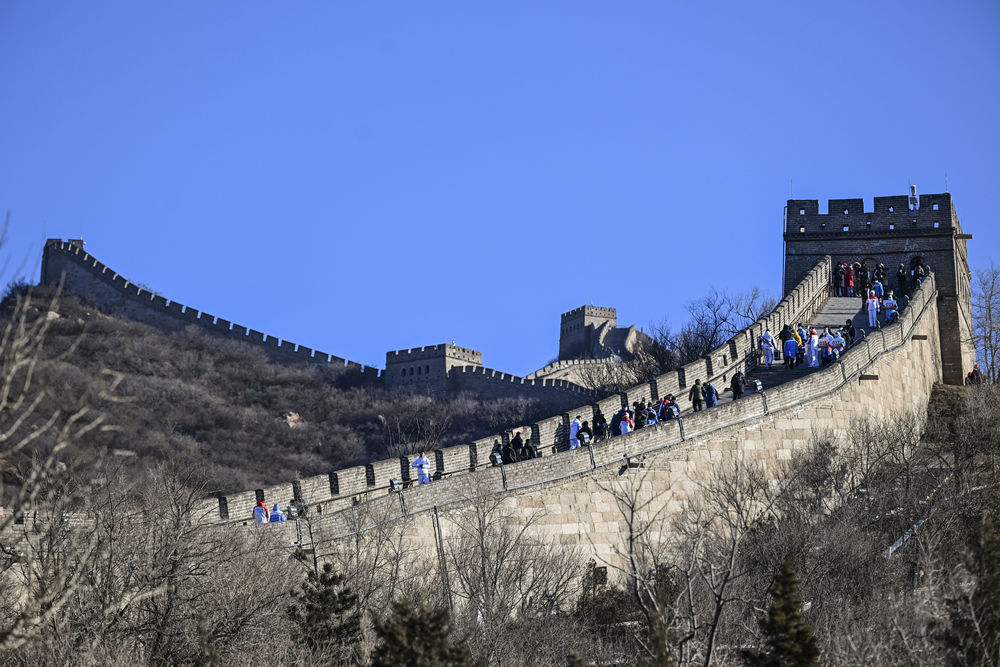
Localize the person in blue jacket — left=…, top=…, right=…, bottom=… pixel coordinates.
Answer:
left=703, top=381, right=719, bottom=408
left=269, top=503, right=287, bottom=522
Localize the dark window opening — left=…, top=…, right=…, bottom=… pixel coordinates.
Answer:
left=425, top=365, right=430, bottom=374
left=401, top=368, right=406, bottom=376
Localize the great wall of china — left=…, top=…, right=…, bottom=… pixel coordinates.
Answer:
left=38, top=191, right=974, bottom=576
left=200, top=260, right=943, bottom=576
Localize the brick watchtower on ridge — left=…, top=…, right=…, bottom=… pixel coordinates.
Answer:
left=558, top=306, right=617, bottom=361
left=384, top=344, right=482, bottom=395
left=783, top=190, right=974, bottom=385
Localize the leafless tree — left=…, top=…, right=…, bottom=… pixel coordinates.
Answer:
left=443, top=476, right=582, bottom=666
left=972, top=261, right=1000, bottom=382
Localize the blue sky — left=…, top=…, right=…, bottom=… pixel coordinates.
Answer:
left=2, top=2, right=998, bottom=374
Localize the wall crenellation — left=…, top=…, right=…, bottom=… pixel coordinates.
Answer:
left=41, top=240, right=382, bottom=379
left=783, top=191, right=973, bottom=385
left=208, top=253, right=839, bottom=523
left=210, top=266, right=940, bottom=547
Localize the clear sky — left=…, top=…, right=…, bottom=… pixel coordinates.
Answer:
left=2, top=2, right=998, bottom=375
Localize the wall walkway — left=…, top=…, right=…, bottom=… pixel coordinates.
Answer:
left=232, top=268, right=941, bottom=578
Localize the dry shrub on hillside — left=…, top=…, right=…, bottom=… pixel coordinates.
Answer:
left=1, top=284, right=582, bottom=493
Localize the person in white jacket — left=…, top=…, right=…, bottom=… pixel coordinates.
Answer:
left=412, top=451, right=431, bottom=485
left=569, top=416, right=581, bottom=450
left=807, top=328, right=820, bottom=368
left=760, top=329, right=776, bottom=368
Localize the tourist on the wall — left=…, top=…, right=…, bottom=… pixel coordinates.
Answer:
left=896, top=263, right=907, bottom=296
left=703, top=381, right=719, bottom=408
left=844, top=319, right=857, bottom=346
left=510, top=431, right=525, bottom=459
left=845, top=263, right=855, bottom=296
left=830, top=329, right=846, bottom=358
left=569, top=416, right=581, bottom=450
left=760, top=329, right=776, bottom=368
left=523, top=437, right=538, bottom=459
left=688, top=379, right=705, bottom=412
left=645, top=405, right=658, bottom=425
left=501, top=439, right=518, bottom=464
left=883, top=292, right=898, bottom=324
left=866, top=290, right=880, bottom=328
left=873, top=279, right=884, bottom=304
left=619, top=409, right=633, bottom=435
left=269, top=503, right=287, bottom=522
left=783, top=336, right=797, bottom=369
left=731, top=371, right=746, bottom=400
left=490, top=439, right=502, bottom=466
left=632, top=402, right=645, bottom=430
left=578, top=420, right=593, bottom=445
left=412, top=451, right=431, bottom=485
left=836, top=262, right=846, bottom=296
left=593, top=410, right=608, bottom=440
left=252, top=499, right=269, bottom=524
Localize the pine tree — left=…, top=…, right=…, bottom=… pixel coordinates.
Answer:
left=286, top=563, right=361, bottom=661
left=371, top=598, right=470, bottom=667
left=742, top=559, right=820, bottom=667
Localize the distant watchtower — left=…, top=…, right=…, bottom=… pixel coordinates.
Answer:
left=783, top=190, right=974, bottom=385
left=558, top=306, right=617, bottom=360
left=384, top=344, right=482, bottom=395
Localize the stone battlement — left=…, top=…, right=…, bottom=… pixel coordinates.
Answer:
left=560, top=305, right=616, bottom=320
left=41, top=240, right=382, bottom=380
left=786, top=192, right=957, bottom=235
left=203, top=255, right=841, bottom=524
left=783, top=191, right=973, bottom=384
left=386, top=344, right=482, bottom=364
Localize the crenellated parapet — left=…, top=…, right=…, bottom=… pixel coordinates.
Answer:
left=205, top=255, right=844, bottom=525
left=41, top=239, right=382, bottom=380
left=783, top=191, right=973, bottom=384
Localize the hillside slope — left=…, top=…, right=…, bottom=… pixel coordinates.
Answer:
left=4, top=284, right=573, bottom=494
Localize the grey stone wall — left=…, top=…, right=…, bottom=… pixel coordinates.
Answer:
left=209, top=255, right=840, bottom=525
left=218, top=269, right=943, bottom=583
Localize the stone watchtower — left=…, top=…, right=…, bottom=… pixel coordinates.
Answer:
left=783, top=191, right=974, bottom=385
left=384, top=344, right=482, bottom=395
left=558, top=306, right=617, bottom=360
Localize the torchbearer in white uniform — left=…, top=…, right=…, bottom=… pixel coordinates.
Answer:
left=760, top=329, right=776, bottom=368
left=412, top=451, right=431, bottom=485
left=866, top=291, right=880, bottom=328
left=807, top=328, right=820, bottom=368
